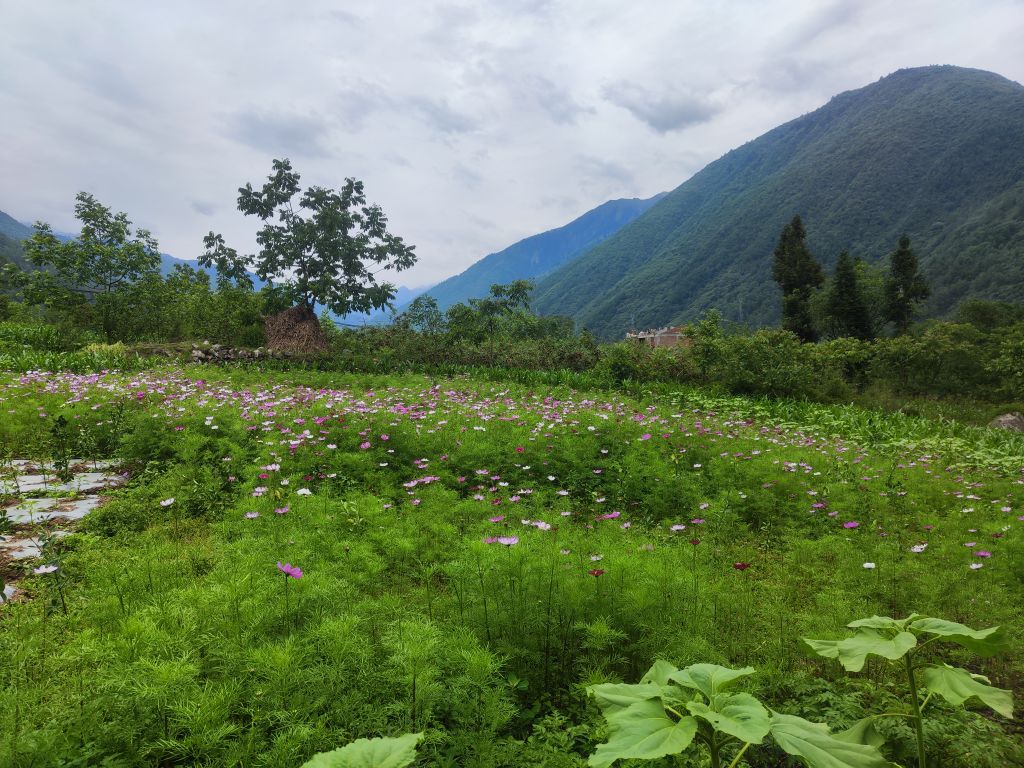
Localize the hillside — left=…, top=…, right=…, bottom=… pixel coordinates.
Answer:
left=532, top=66, right=1024, bottom=339
left=0, top=211, right=32, bottom=269
left=420, top=194, right=663, bottom=312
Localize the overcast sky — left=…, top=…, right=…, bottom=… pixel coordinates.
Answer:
left=2, top=1, right=1022, bottom=289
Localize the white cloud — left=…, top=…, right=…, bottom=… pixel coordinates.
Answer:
left=0, top=0, right=1021, bottom=287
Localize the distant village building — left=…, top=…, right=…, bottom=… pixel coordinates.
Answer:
left=626, top=325, right=691, bottom=348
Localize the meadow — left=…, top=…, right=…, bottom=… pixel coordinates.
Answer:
left=0, top=365, right=1021, bottom=766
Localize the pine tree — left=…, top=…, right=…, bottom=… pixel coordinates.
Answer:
left=771, top=215, right=824, bottom=342
left=825, top=251, right=874, bottom=340
left=884, top=235, right=929, bottom=335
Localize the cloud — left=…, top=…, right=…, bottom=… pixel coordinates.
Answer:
left=602, top=82, right=720, bottom=133
left=191, top=201, right=216, bottom=216
left=229, top=110, right=331, bottom=158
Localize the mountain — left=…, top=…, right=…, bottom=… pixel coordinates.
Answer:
left=419, top=194, right=664, bottom=313
left=335, top=283, right=434, bottom=326
left=532, top=66, right=1024, bottom=339
left=0, top=211, right=33, bottom=269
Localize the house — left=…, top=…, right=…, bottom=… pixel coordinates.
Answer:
left=626, top=325, right=691, bottom=348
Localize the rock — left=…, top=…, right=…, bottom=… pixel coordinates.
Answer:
left=989, top=412, right=1024, bottom=431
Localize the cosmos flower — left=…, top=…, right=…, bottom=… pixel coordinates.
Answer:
left=276, top=562, right=303, bottom=579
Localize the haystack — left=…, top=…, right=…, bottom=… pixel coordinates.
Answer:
left=264, top=305, right=329, bottom=353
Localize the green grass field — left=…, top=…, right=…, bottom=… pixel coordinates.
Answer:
left=1, top=366, right=1021, bottom=766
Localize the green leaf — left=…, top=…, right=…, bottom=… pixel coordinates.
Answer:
left=686, top=692, right=770, bottom=743
left=587, top=682, right=664, bottom=715
left=847, top=615, right=921, bottom=632
left=921, top=664, right=1014, bottom=718
left=769, top=713, right=898, bottom=768
left=588, top=699, right=698, bottom=768
left=909, top=618, right=1009, bottom=656
left=300, top=733, right=424, bottom=768
left=639, top=659, right=679, bottom=686
left=804, top=629, right=916, bottom=672
left=834, top=717, right=887, bottom=749
left=669, top=663, right=756, bottom=698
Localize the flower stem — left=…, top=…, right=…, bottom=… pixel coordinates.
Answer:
left=904, top=653, right=927, bottom=768
left=726, top=742, right=751, bottom=768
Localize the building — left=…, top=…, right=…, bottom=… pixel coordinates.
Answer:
left=625, top=325, right=691, bottom=348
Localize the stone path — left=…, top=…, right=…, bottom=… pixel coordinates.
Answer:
left=1, top=459, right=126, bottom=604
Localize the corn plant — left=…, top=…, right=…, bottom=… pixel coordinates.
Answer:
left=804, top=614, right=1013, bottom=768
left=586, top=660, right=896, bottom=767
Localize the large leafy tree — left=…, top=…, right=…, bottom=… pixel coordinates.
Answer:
left=201, top=158, right=417, bottom=316
left=884, top=235, right=929, bottom=335
left=771, top=215, right=824, bottom=342
left=825, top=251, right=874, bottom=340
left=22, top=192, right=161, bottom=342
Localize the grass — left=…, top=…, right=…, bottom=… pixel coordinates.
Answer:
left=0, top=365, right=1021, bottom=766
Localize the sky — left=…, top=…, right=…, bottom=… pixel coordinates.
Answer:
left=2, top=0, right=1023, bottom=290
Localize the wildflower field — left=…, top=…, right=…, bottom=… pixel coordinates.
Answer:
left=0, top=366, right=1021, bottom=766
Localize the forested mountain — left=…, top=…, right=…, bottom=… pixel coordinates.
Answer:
left=419, top=194, right=664, bottom=311
left=0, top=211, right=32, bottom=269
left=532, top=66, right=1024, bottom=339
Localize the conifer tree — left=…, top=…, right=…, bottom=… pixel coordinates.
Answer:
left=771, top=215, right=824, bottom=342
left=825, top=251, right=873, bottom=340
left=884, top=235, right=929, bottom=335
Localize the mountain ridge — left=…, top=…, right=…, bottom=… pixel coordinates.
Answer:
left=532, top=65, right=1024, bottom=338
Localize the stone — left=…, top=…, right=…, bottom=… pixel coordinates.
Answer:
left=988, top=412, right=1024, bottom=431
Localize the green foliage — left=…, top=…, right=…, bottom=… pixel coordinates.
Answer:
left=301, top=733, right=424, bottom=767
left=201, top=158, right=417, bottom=316
left=805, top=614, right=1014, bottom=768
left=884, top=236, right=930, bottom=335
left=20, top=193, right=161, bottom=342
left=587, top=661, right=895, bottom=767
left=773, top=215, right=825, bottom=342
left=825, top=252, right=874, bottom=340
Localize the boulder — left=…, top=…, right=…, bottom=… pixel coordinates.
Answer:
left=988, top=412, right=1024, bottom=431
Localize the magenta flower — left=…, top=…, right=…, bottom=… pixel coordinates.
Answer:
left=359, top=441, right=371, bottom=449
left=588, top=569, right=605, bottom=577
left=690, top=538, right=701, bottom=546
left=276, top=562, right=303, bottom=579
left=732, top=562, right=751, bottom=571
left=691, top=518, right=705, bottom=524
left=275, top=506, right=289, bottom=515
left=843, top=521, right=859, bottom=529
left=973, top=550, right=992, bottom=558
left=483, top=536, right=499, bottom=544
left=489, top=515, right=505, bottom=523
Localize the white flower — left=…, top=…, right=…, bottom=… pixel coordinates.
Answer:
left=160, top=498, right=175, bottom=507
left=910, top=543, right=928, bottom=553
left=970, top=563, right=984, bottom=570
left=296, top=488, right=312, bottom=496
left=863, top=562, right=876, bottom=569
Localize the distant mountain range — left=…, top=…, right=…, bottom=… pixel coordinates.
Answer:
left=531, top=65, right=1024, bottom=338
left=412, top=194, right=665, bottom=313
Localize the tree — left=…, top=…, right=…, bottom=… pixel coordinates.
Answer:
left=201, top=158, right=416, bottom=317
left=22, top=192, right=160, bottom=342
left=884, top=235, right=929, bottom=335
left=396, top=295, right=445, bottom=334
left=771, top=215, right=824, bottom=342
left=824, top=251, right=873, bottom=340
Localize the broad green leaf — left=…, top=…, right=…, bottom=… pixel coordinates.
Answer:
left=669, top=663, right=755, bottom=698
left=640, top=659, right=679, bottom=686
left=301, top=733, right=424, bottom=768
left=847, top=614, right=905, bottom=630
left=909, top=618, right=1009, bottom=656
left=769, top=713, right=898, bottom=768
left=805, top=630, right=916, bottom=671
left=587, top=682, right=664, bottom=715
left=588, top=699, right=697, bottom=768
left=834, top=717, right=886, bottom=749
left=921, top=664, right=1014, bottom=718
left=686, top=692, right=770, bottom=743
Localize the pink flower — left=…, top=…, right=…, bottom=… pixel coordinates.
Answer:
left=973, top=550, right=992, bottom=558
left=489, top=515, right=505, bottom=523
left=359, top=441, right=371, bottom=450
left=275, top=506, right=289, bottom=515
left=588, top=569, right=605, bottom=577
left=244, top=511, right=259, bottom=519
left=843, top=521, right=859, bottom=529
left=276, top=562, right=303, bottom=579
left=497, top=536, right=519, bottom=546
left=515, top=446, right=525, bottom=453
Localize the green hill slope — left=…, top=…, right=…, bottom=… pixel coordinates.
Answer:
left=533, top=66, right=1024, bottom=339
left=421, top=195, right=663, bottom=311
